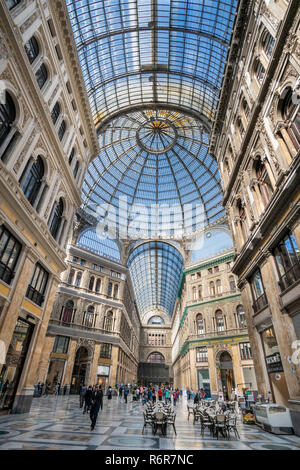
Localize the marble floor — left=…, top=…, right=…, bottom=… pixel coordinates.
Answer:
left=0, top=395, right=299, bottom=450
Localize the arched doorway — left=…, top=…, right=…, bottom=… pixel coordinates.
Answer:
left=219, top=351, right=235, bottom=400
left=70, top=347, right=89, bottom=394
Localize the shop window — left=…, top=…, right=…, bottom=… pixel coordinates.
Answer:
left=53, top=336, right=69, bottom=354
left=100, top=343, right=112, bottom=359
left=26, top=263, right=49, bottom=306
left=261, top=326, right=283, bottom=374
left=21, top=156, right=44, bottom=206
left=274, top=232, right=300, bottom=292
left=0, top=225, right=22, bottom=285
left=239, top=342, right=252, bottom=360
left=51, top=101, right=60, bottom=125
left=49, top=198, right=63, bottom=240
left=24, top=36, right=39, bottom=65
left=0, top=91, right=17, bottom=162
left=196, top=347, right=208, bottom=362
left=35, top=63, right=48, bottom=90
left=250, top=269, right=268, bottom=313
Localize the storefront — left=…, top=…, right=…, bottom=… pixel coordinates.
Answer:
left=0, top=318, right=34, bottom=412
left=97, top=365, right=110, bottom=391
left=261, top=326, right=290, bottom=406
left=197, top=369, right=211, bottom=398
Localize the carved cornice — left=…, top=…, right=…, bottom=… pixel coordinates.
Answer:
left=49, top=1, right=99, bottom=159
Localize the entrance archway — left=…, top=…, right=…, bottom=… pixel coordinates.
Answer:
left=70, top=347, right=89, bottom=394
left=219, top=351, right=235, bottom=400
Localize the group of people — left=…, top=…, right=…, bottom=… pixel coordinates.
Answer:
left=33, top=382, right=69, bottom=396
left=117, top=385, right=182, bottom=406
left=186, top=387, right=206, bottom=402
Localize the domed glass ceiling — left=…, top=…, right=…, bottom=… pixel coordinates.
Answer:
left=82, top=108, right=224, bottom=238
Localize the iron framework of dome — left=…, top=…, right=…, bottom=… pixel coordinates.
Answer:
left=82, top=109, right=224, bottom=238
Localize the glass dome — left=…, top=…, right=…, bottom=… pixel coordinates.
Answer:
left=82, top=109, right=224, bottom=237
left=76, top=228, right=121, bottom=262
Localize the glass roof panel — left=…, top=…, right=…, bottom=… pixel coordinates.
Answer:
left=76, top=228, right=121, bottom=262
left=66, top=0, right=237, bottom=127
left=127, top=241, right=184, bottom=316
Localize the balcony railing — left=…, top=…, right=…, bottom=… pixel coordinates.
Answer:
left=278, top=261, right=300, bottom=293
left=26, top=285, right=44, bottom=306
left=0, top=263, right=15, bottom=285
left=252, top=292, right=268, bottom=313
left=189, top=327, right=248, bottom=341
left=50, top=307, right=119, bottom=336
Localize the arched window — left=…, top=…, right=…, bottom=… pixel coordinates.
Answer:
left=6, top=0, right=21, bottom=10
left=51, top=102, right=60, bottom=125
left=147, top=352, right=165, bottom=363
left=0, top=91, right=16, bottom=151
left=69, top=147, right=75, bottom=165
left=73, top=160, right=79, bottom=178
left=147, top=316, right=164, bottom=325
left=237, top=116, right=245, bottom=139
left=242, top=98, right=250, bottom=119
left=196, top=313, right=205, bottom=335
left=67, top=269, right=74, bottom=285
left=88, top=276, right=95, bottom=291
left=107, top=282, right=112, bottom=297
left=237, top=304, right=247, bottom=328
left=24, top=36, right=39, bottom=64
left=255, top=159, right=273, bottom=207
left=85, top=305, right=94, bottom=327
left=281, top=88, right=300, bottom=151
left=113, top=284, right=119, bottom=298
left=21, top=156, right=44, bottom=205
left=62, top=299, right=74, bottom=323
left=229, top=275, right=236, bottom=292
left=198, top=285, right=202, bottom=300
left=210, top=281, right=215, bottom=297
left=237, top=199, right=248, bottom=243
left=253, top=58, right=265, bottom=82
left=95, top=278, right=101, bottom=293
left=104, top=311, right=113, bottom=331
left=58, top=119, right=66, bottom=141
left=49, top=198, right=63, bottom=239
left=216, top=310, right=225, bottom=332
left=216, top=279, right=222, bottom=295
left=261, top=29, right=275, bottom=56
left=75, top=272, right=82, bottom=287
left=192, top=286, right=197, bottom=300
left=35, top=63, right=48, bottom=89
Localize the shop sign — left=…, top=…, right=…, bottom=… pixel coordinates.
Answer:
left=97, top=365, right=110, bottom=376
left=265, top=352, right=284, bottom=373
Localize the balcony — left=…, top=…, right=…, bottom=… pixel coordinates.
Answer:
left=278, top=261, right=300, bottom=293
left=26, top=285, right=44, bottom=306
left=0, top=263, right=15, bottom=285
left=252, top=292, right=268, bottom=314
left=189, top=327, right=249, bottom=341
left=50, top=306, right=118, bottom=336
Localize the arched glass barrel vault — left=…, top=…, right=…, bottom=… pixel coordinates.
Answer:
left=66, top=0, right=238, bottom=318
left=127, top=241, right=184, bottom=317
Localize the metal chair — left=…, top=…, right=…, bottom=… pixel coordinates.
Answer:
left=142, top=410, right=153, bottom=434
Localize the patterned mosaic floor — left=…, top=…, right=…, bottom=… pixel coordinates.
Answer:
left=0, top=395, right=299, bottom=450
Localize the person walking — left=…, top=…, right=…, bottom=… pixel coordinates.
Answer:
left=165, top=388, right=169, bottom=404
left=124, top=385, right=129, bottom=403
left=83, top=386, right=93, bottom=414
left=158, top=387, right=163, bottom=401
left=79, top=384, right=87, bottom=408
left=200, top=388, right=206, bottom=401
left=119, top=385, right=123, bottom=398
left=132, top=388, right=137, bottom=401
left=63, top=384, right=68, bottom=396
left=107, top=385, right=112, bottom=400
left=152, top=388, right=156, bottom=403
left=54, top=383, right=60, bottom=396
left=173, top=390, right=177, bottom=406
left=90, top=386, right=103, bottom=431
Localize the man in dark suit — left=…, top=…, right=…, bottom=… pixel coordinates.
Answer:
left=90, top=386, right=103, bottom=430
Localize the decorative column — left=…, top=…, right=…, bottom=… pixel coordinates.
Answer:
left=62, top=339, right=77, bottom=386
left=88, top=343, right=101, bottom=386
left=207, top=346, right=218, bottom=398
